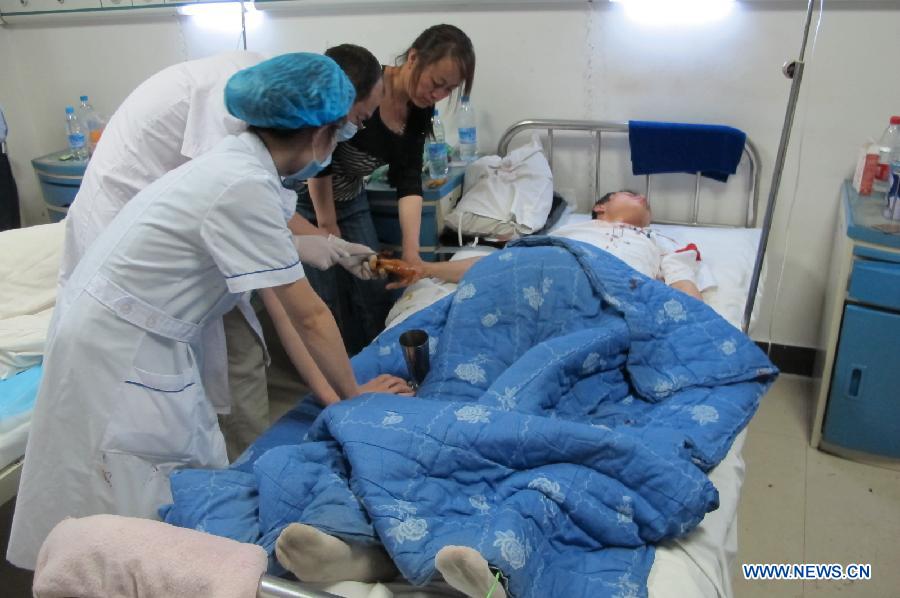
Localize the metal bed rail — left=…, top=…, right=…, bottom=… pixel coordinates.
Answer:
left=258, top=575, right=343, bottom=598
left=496, top=119, right=769, bottom=334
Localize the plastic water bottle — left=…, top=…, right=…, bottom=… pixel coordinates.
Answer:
left=457, top=96, right=477, bottom=162
left=78, top=95, right=106, bottom=154
left=64, top=106, right=89, bottom=161
left=427, top=108, right=448, bottom=180
left=873, top=116, right=900, bottom=196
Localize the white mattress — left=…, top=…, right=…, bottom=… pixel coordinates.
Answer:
left=374, top=214, right=764, bottom=597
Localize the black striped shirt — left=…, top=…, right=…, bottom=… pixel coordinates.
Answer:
left=297, top=101, right=432, bottom=204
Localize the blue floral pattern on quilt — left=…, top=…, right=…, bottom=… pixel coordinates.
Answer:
left=161, top=237, right=777, bottom=598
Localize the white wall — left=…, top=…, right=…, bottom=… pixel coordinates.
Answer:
left=2, top=1, right=899, bottom=348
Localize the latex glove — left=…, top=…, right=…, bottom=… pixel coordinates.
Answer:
left=328, top=235, right=377, bottom=280
left=292, top=234, right=349, bottom=270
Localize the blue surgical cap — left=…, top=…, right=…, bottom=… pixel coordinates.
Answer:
left=225, top=53, right=355, bottom=129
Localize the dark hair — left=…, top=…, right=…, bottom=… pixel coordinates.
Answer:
left=592, top=189, right=640, bottom=219
left=397, top=24, right=475, bottom=101
left=591, top=191, right=616, bottom=220
left=325, top=44, right=383, bottom=102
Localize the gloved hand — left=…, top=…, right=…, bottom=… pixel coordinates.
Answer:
left=292, top=234, right=349, bottom=270
left=328, top=235, right=377, bottom=280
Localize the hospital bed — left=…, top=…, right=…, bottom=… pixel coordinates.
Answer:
left=5, top=119, right=773, bottom=597
left=0, top=222, right=63, bottom=506
left=177, top=119, right=772, bottom=598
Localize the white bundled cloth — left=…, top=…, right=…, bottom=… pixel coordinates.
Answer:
left=0, top=222, right=65, bottom=379
left=445, top=133, right=554, bottom=241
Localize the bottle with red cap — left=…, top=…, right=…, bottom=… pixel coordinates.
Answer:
left=873, top=115, right=900, bottom=196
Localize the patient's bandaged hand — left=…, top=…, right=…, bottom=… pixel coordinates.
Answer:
left=657, top=238, right=716, bottom=291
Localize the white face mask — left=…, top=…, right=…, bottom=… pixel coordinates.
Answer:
left=282, top=151, right=333, bottom=188
left=336, top=120, right=359, bottom=143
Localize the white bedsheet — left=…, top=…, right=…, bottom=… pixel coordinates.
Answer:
left=0, top=221, right=64, bottom=380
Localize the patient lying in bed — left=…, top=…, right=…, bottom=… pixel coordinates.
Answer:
left=418, top=190, right=713, bottom=302
left=163, top=193, right=776, bottom=598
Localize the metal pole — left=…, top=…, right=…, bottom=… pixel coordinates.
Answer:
left=239, top=0, right=248, bottom=50
left=742, top=0, right=817, bottom=334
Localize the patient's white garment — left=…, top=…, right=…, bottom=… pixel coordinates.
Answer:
left=552, top=220, right=716, bottom=291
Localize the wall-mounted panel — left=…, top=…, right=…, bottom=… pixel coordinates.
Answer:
left=1, top=0, right=101, bottom=15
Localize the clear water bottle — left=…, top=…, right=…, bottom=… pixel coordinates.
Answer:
left=427, top=108, right=448, bottom=180
left=64, top=106, right=89, bottom=161
left=78, top=95, right=106, bottom=154
left=873, top=116, right=900, bottom=195
left=457, top=95, right=477, bottom=162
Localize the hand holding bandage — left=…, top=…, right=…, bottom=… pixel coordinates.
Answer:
left=292, top=234, right=376, bottom=278
left=292, top=234, right=348, bottom=270
left=329, top=235, right=377, bottom=280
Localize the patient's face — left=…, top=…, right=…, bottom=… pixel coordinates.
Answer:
left=595, top=192, right=651, bottom=227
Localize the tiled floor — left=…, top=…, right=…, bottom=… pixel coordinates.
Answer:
left=734, top=375, right=900, bottom=597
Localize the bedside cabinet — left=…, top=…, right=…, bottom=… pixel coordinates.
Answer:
left=366, top=166, right=465, bottom=262
left=32, top=149, right=88, bottom=223
left=812, top=180, right=900, bottom=463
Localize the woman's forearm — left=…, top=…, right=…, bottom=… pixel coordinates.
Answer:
left=398, top=194, right=423, bottom=261
left=308, top=176, right=340, bottom=234
left=288, top=213, right=328, bottom=236
left=258, top=288, right=340, bottom=405
left=272, top=280, right=360, bottom=400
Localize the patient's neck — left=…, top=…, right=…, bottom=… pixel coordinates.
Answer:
left=599, top=216, right=648, bottom=229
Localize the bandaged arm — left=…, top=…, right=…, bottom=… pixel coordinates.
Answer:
left=659, top=242, right=706, bottom=302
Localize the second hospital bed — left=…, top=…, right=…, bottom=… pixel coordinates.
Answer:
left=202, top=119, right=773, bottom=598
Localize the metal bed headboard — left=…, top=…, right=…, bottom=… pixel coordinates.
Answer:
left=497, top=119, right=769, bottom=334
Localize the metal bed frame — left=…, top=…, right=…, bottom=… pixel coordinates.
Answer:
left=498, top=119, right=768, bottom=334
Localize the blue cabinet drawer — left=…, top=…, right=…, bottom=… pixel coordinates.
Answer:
left=38, top=181, right=80, bottom=207
left=823, top=304, right=900, bottom=457
left=848, top=258, right=900, bottom=310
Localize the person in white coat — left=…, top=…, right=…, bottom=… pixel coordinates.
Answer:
left=58, top=48, right=390, bottom=460
left=6, top=53, right=381, bottom=570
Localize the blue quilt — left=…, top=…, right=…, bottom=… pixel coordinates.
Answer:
left=161, top=237, right=777, bottom=598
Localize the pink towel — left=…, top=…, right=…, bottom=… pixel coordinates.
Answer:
left=33, top=514, right=267, bottom=598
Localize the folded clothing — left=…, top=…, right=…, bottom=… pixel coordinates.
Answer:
left=33, top=514, right=267, bottom=598
left=628, top=120, right=746, bottom=182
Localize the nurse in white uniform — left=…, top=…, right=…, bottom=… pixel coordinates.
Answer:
left=7, top=53, right=363, bottom=570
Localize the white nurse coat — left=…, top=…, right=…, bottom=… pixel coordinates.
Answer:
left=59, top=50, right=265, bottom=287
left=7, top=131, right=304, bottom=570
